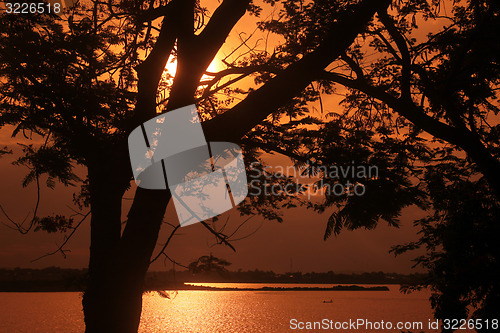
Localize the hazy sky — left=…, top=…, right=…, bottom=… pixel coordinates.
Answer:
left=0, top=1, right=434, bottom=274
left=0, top=127, right=426, bottom=274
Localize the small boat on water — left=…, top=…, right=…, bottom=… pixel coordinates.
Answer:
left=322, top=299, right=333, bottom=303
left=157, top=290, right=178, bottom=299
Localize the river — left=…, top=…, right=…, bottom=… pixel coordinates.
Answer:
left=0, top=284, right=450, bottom=332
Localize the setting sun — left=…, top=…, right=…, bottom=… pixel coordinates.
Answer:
left=1, top=0, right=498, bottom=332
left=163, top=56, right=222, bottom=79
left=164, top=57, right=177, bottom=77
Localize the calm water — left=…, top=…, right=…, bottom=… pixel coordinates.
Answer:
left=0, top=284, right=449, bottom=332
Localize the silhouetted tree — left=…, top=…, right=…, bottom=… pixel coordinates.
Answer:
left=261, top=0, right=500, bottom=327
left=0, top=1, right=391, bottom=331
left=391, top=164, right=500, bottom=329
left=1, top=0, right=499, bottom=332
left=188, top=254, right=231, bottom=274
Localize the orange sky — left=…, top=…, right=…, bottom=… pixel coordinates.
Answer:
left=0, top=124, right=426, bottom=273
left=0, top=0, right=438, bottom=273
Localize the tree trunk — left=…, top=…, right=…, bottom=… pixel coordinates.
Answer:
left=82, top=157, right=126, bottom=332
left=82, top=154, right=170, bottom=333
left=81, top=48, right=204, bottom=332
left=79, top=0, right=388, bottom=330
left=459, top=134, right=500, bottom=199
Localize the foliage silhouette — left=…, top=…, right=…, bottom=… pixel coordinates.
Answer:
left=1, top=0, right=499, bottom=332
left=188, top=254, right=232, bottom=275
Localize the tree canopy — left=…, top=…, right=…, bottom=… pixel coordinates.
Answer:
left=1, top=0, right=499, bottom=331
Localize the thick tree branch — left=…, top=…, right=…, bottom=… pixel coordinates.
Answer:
left=132, top=0, right=187, bottom=125
left=202, top=0, right=392, bottom=143
left=196, top=0, right=251, bottom=57
left=377, top=10, right=411, bottom=99
left=167, top=0, right=251, bottom=110
left=319, top=71, right=500, bottom=197
left=341, top=52, right=365, bottom=80
left=318, top=71, right=463, bottom=146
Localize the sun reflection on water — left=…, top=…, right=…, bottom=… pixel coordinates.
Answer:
left=139, top=286, right=434, bottom=333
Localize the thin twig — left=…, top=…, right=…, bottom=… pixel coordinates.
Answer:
left=200, top=221, right=236, bottom=252
left=0, top=174, right=41, bottom=234
left=163, top=254, right=189, bottom=269
left=150, top=224, right=181, bottom=264
left=31, top=211, right=91, bottom=262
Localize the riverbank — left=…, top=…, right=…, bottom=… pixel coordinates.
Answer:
left=1, top=267, right=423, bottom=292
left=0, top=282, right=389, bottom=292
left=164, top=284, right=390, bottom=291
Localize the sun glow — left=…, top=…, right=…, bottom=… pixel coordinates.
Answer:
left=163, top=56, right=223, bottom=80
left=164, top=56, right=177, bottom=78
left=157, top=56, right=223, bottom=113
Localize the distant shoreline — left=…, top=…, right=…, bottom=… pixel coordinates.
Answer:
left=0, top=283, right=390, bottom=293
left=160, top=284, right=390, bottom=292
left=1, top=267, right=424, bottom=292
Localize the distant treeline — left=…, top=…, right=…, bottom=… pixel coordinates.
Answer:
left=145, top=269, right=427, bottom=290
left=0, top=267, right=87, bottom=292
left=0, top=267, right=427, bottom=292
